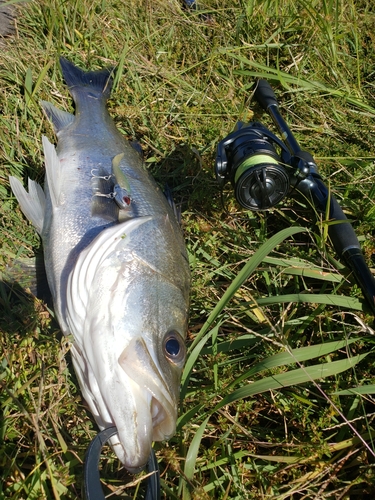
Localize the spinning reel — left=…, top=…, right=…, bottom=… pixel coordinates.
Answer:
left=215, top=79, right=375, bottom=318
left=216, top=121, right=292, bottom=210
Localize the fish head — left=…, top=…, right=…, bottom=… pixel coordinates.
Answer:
left=67, top=217, right=190, bottom=472
left=112, top=270, right=189, bottom=471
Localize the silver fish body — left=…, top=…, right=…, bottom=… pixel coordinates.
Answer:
left=9, top=58, right=190, bottom=471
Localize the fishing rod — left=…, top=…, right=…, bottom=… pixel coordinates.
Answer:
left=215, top=78, right=375, bottom=318
left=84, top=427, right=161, bottom=500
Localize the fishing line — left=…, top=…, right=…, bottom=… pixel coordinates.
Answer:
left=84, top=427, right=161, bottom=500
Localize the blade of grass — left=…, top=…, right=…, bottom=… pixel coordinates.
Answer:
left=334, top=385, right=375, bottom=396
left=225, top=338, right=359, bottom=390
left=180, top=324, right=221, bottom=401
left=189, top=226, right=307, bottom=351
left=221, top=51, right=375, bottom=114
left=181, top=226, right=307, bottom=399
left=213, top=353, right=368, bottom=412
left=255, top=293, right=364, bottom=311
left=181, top=416, right=210, bottom=500
left=262, top=256, right=342, bottom=282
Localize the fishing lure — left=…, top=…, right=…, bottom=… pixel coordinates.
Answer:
left=111, top=153, right=132, bottom=209
left=92, top=153, right=132, bottom=210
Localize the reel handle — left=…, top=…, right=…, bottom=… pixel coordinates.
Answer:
left=327, top=192, right=363, bottom=253
left=254, top=79, right=301, bottom=155
left=254, top=78, right=279, bottom=112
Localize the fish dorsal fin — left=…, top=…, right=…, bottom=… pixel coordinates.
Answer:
left=42, top=135, right=61, bottom=208
left=40, top=100, right=75, bottom=135
left=9, top=176, right=45, bottom=234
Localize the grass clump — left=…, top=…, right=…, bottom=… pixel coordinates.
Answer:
left=1, top=0, right=375, bottom=498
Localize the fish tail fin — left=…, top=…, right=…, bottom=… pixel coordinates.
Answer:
left=59, top=57, right=113, bottom=101
left=9, top=176, right=45, bottom=234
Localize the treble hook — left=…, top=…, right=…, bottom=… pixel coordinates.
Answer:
left=91, top=169, right=113, bottom=182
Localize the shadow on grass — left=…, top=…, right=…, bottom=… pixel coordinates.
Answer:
left=0, top=250, right=54, bottom=333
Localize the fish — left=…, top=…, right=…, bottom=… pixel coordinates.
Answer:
left=9, top=57, right=190, bottom=472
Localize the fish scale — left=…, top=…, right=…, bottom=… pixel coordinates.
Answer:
left=9, top=57, right=190, bottom=472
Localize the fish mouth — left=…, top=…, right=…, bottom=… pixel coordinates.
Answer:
left=115, top=336, right=178, bottom=470
left=71, top=335, right=177, bottom=472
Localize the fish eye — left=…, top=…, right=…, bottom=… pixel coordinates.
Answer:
left=164, top=330, right=186, bottom=365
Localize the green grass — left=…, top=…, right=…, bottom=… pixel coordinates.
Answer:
left=1, top=0, right=375, bottom=498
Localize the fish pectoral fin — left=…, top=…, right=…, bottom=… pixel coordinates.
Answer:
left=42, top=135, right=61, bottom=208
left=40, top=100, right=75, bottom=134
left=9, top=176, right=45, bottom=234
left=2, top=255, right=51, bottom=303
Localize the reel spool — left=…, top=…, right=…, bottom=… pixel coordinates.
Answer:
left=215, top=122, right=291, bottom=210
left=234, top=156, right=289, bottom=210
